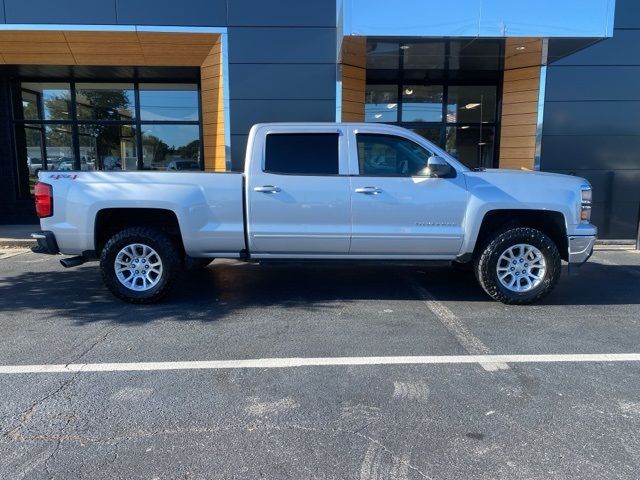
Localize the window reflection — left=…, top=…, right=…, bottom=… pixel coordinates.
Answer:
left=142, top=124, right=200, bottom=171
left=447, top=86, right=496, bottom=123
left=402, top=42, right=445, bottom=70
left=365, top=84, right=398, bottom=122
left=411, top=127, right=442, bottom=148
left=76, top=83, right=135, bottom=121
left=139, top=83, right=199, bottom=121
left=401, top=85, right=443, bottom=122
left=21, top=83, right=72, bottom=121
left=79, top=125, right=137, bottom=171
left=44, top=125, right=76, bottom=170
left=446, top=126, right=495, bottom=169
left=14, top=81, right=203, bottom=198
left=366, top=41, right=400, bottom=70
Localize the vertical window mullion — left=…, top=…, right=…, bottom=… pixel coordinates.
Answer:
left=397, top=42, right=404, bottom=125
left=196, top=81, right=205, bottom=171
left=70, top=81, right=81, bottom=170
left=134, top=82, right=143, bottom=170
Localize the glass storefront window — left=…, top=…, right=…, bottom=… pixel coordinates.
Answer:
left=446, top=126, right=495, bottom=169
left=141, top=124, right=200, bottom=171
left=139, top=83, right=199, bottom=121
left=21, top=83, right=72, bottom=121
left=76, top=83, right=136, bottom=121
left=401, top=85, right=443, bottom=122
left=366, top=41, right=400, bottom=70
left=447, top=86, right=496, bottom=124
left=21, top=125, right=44, bottom=194
left=411, top=127, right=442, bottom=148
left=44, top=125, right=76, bottom=170
left=365, top=84, right=398, bottom=122
left=79, top=125, right=137, bottom=171
left=14, top=81, right=203, bottom=197
left=402, top=41, right=445, bottom=70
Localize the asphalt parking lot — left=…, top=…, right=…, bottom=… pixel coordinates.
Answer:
left=0, top=247, right=639, bottom=479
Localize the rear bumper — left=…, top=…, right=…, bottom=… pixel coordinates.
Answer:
left=568, top=235, right=596, bottom=265
left=31, top=231, right=60, bottom=255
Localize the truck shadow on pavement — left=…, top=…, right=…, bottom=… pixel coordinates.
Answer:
left=0, top=259, right=638, bottom=325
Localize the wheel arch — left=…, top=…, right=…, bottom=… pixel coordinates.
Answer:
left=470, top=209, right=569, bottom=261
left=94, top=208, right=185, bottom=257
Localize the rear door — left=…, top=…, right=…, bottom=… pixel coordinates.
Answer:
left=348, top=128, right=468, bottom=256
left=247, top=126, right=351, bottom=256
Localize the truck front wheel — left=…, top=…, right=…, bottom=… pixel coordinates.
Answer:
left=100, top=227, right=182, bottom=304
left=474, top=227, right=561, bottom=305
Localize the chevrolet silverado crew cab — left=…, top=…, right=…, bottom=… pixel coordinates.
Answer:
left=32, top=123, right=596, bottom=305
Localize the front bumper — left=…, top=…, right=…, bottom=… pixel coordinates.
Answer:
left=31, top=231, right=60, bottom=255
left=568, top=235, right=596, bottom=265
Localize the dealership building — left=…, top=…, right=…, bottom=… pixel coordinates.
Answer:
left=0, top=0, right=637, bottom=241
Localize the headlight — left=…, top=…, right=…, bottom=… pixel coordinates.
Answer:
left=580, top=184, right=592, bottom=223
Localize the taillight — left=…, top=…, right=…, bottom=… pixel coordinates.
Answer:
left=34, top=182, right=53, bottom=218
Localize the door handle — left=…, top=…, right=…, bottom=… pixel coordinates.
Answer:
left=355, top=186, right=382, bottom=195
left=254, top=185, right=281, bottom=193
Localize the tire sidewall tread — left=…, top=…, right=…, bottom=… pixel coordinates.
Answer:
left=474, top=227, right=561, bottom=305
left=100, top=227, right=182, bottom=304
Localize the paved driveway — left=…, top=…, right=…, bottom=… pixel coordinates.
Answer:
left=0, top=248, right=639, bottom=479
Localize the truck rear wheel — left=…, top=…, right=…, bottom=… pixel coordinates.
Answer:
left=100, top=227, right=182, bottom=304
left=474, top=227, right=561, bottom=305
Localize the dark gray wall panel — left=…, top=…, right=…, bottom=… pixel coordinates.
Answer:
left=229, top=99, right=335, bottom=135
left=228, top=0, right=335, bottom=27
left=116, top=0, right=225, bottom=26
left=5, top=0, right=116, bottom=24
left=546, top=66, right=640, bottom=101
left=228, top=28, right=336, bottom=64
left=551, top=30, right=640, bottom=66
left=543, top=102, right=640, bottom=136
left=229, top=64, right=335, bottom=100
left=540, top=135, right=640, bottom=171
left=614, top=0, right=640, bottom=29
left=589, top=201, right=638, bottom=239
left=230, top=134, right=249, bottom=171
left=542, top=169, right=640, bottom=205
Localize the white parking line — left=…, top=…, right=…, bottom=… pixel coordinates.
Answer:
left=408, top=278, right=509, bottom=372
left=0, top=353, right=638, bottom=375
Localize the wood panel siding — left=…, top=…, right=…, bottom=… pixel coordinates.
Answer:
left=340, top=37, right=366, bottom=122
left=499, top=39, right=542, bottom=170
left=0, top=29, right=227, bottom=171
left=200, top=36, right=226, bottom=171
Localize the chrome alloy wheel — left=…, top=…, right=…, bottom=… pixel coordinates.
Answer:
left=114, top=243, right=163, bottom=292
left=496, top=243, right=546, bottom=293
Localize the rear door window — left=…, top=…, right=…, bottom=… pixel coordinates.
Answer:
left=264, top=133, right=339, bottom=175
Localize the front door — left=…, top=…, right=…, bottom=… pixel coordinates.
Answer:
left=349, top=131, right=468, bottom=256
left=247, top=127, right=351, bottom=255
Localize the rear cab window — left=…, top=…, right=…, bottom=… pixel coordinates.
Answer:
left=264, top=133, right=339, bottom=175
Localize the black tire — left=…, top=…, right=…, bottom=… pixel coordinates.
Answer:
left=184, top=257, right=214, bottom=271
left=474, top=227, right=561, bottom=305
left=100, top=227, right=182, bottom=304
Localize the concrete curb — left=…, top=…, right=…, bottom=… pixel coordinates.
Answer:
left=0, top=239, right=36, bottom=248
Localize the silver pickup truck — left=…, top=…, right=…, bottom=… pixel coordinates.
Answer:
left=32, top=123, right=596, bottom=305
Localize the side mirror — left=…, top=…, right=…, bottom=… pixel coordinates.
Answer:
left=426, top=156, right=454, bottom=178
